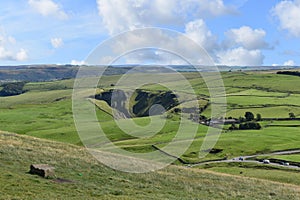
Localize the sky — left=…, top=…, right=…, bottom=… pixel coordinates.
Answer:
left=0, top=0, right=300, bottom=66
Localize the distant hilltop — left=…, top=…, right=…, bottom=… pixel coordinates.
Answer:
left=0, top=64, right=299, bottom=82
left=0, top=65, right=129, bottom=82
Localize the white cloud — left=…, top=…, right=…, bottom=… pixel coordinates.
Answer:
left=283, top=60, right=295, bottom=66
left=97, top=23, right=269, bottom=66
left=272, top=0, right=300, bottom=37
left=184, top=19, right=218, bottom=53
left=95, top=0, right=271, bottom=66
left=71, top=60, right=85, bottom=65
left=97, top=0, right=235, bottom=35
left=118, top=49, right=187, bottom=65
left=89, top=29, right=214, bottom=65
left=0, top=47, right=28, bottom=61
left=0, top=31, right=28, bottom=61
left=51, top=37, right=63, bottom=48
left=224, top=26, right=268, bottom=50
left=216, top=26, right=269, bottom=66
left=217, top=47, right=264, bottom=66
left=16, top=49, right=28, bottom=61
left=28, top=0, right=68, bottom=19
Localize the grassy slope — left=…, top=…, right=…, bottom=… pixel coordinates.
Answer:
left=1, top=131, right=300, bottom=200
left=1, top=71, right=300, bottom=195
left=1, top=73, right=300, bottom=160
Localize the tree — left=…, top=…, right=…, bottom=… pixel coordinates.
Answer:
left=289, top=112, right=296, bottom=119
left=0, top=82, right=26, bottom=96
left=239, top=122, right=261, bottom=130
left=256, top=113, right=262, bottom=121
left=245, top=112, right=254, bottom=121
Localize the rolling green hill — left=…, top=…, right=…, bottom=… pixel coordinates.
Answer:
left=1, top=70, right=300, bottom=198
left=1, top=131, right=299, bottom=200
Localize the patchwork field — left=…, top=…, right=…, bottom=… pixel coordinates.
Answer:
left=1, top=70, right=300, bottom=198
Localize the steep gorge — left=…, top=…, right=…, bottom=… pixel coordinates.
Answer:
left=94, top=89, right=179, bottom=118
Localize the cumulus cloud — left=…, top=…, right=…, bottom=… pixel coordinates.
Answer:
left=95, top=0, right=269, bottom=66
left=71, top=60, right=85, bottom=65
left=184, top=19, right=218, bottom=53
left=216, top=26, right=269, bottom=66
left=224, top=26, right=269, bottom=50
left=272, top=0, right=300, bottom=37
left=217, top=47, right=264, bottom=66
left=283, top=60, right=295, bottom=66
left=0, top=31, right=28, bottom=61
left=97, top=0, right=235, bottom=35
left=51, top=37, right=63, bottom=48
left=86, top=28, right=214, bottom=65
left=16, top=49, right=28, bottom=61
left=100, top=24, right=268, bottom=66
left=28, top=0, right=68, bottom=19
left=0, top=47, right=28, bottom=61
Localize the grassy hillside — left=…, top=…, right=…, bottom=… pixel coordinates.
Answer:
left=1, top=72, right=300, bottom=160
left=1, top=131, right=300, bottom=200
left=1, top=70, right=300, bottom=198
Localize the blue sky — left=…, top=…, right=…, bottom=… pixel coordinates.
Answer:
left=0, top=0, right=299, bottom=66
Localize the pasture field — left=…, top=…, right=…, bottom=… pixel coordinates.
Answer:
left=272, top=154, right=300, bottom=162
left=200, top=162, right=300, bottom=186
left=154, top=125, right=300, bottom=163
left=1, top=132, right=299, bottom=199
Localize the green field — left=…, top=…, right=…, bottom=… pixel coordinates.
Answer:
left=199, top=162, right=300, bottom=186
left=1, top=132, right=300, bottom=200
left=1, top=71, right=300, bottom=198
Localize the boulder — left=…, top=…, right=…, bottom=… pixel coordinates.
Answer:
left=29, top=164, right=55, bottom=178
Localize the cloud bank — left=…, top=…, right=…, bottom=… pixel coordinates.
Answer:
left=96, top=0, right=270, bottom=66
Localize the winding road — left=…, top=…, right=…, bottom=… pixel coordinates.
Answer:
left=188, top=149, right=300, bottom=169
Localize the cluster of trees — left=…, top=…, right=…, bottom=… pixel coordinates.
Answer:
left=189, top=109, right=297, bottom=130
left=277, top=71, right=300, bottom=77
left=0, top=82, right=27, bottom=96
left=238, top=112, right=261, bottom=122
left=229, top=111, right=262, bottom=130
left=239, top=122, right=261, bottom=130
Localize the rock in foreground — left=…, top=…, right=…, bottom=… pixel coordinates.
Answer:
left=29, top=164, right=55, bottom=178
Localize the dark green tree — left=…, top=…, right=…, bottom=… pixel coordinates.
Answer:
left=256, top=113, right=262, bottom=121
left=245, top=112, right=254, bottom=121
left=289, top=112, right=296, bottom=119
left=239, top=122, right=261, bottom=130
